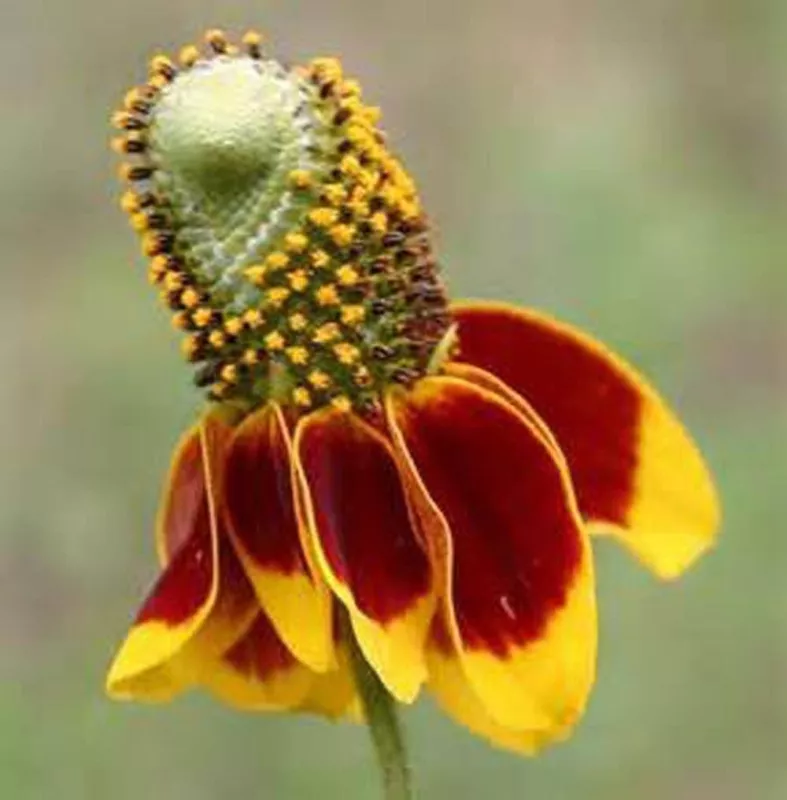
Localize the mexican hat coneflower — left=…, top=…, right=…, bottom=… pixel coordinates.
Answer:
left=107, top=27, right=720, bottom=797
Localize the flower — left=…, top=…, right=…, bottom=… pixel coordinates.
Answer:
left=107, top=29, right=720, bottom=754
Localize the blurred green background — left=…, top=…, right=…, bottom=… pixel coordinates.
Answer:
left=2, top=1, right=785, bottom=798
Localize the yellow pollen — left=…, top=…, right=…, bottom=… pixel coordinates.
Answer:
left=357, top=169, right=380, bottom=192
left=313, top=323, right=340, bottom=344
left=341, top=79, right=362, bottom=98
left=336, top=265, right=359, bottom=286
left=244, top=265, right=266, bottom=285
left=130, top=212, right=149, bottom=232
left=210, top=382, right=230, bottom=399
left=208, top=330, right=227, bottom=349
left=286, top=346, right=309, bottom=365
left=334, top=342, right=361, bottom=365
left=289, top=313, right=308, bottom=331
left=192, top=307, right=214, bottom=328
left=147, top=256, right=168, bottom=284
left=220, top=364, right=239, bottom=384
left=163, top=272, right=184, bottom=292
left=315, top=284, right=340, bottom=306
left=181, top=335, right=200, bottom=359
left=141, top=233, right=164, bottom=257
left=288, top=270, right=309, bottom=292
left=308, top=370, right=331, bottom=389
left=379, top=183, right=402, bottom=206
left=310, top=57, right=343, bottom=82
left=347, top=199, right=370, bottom=218
left=171, top=311, right=189, bottom=331
left=265, top=331, right=286, bottom=351
left=340, top=304, right=366, bottom=325
left=241, top=348, right=259, bottom=366
left=308, top=207, right=340, bottom=228
left=123, top=87, right=148, bottom=110
left=149, top=74, right=169, bottom=92
left=288, top=169, right=313, bottom=189
left=398, top=199, right=420, bottom=220
left=111, top=111, right=131, bottom=129
left=205, top=29, right=228, bottom=51
left=322, top=184, right=348, bottom=206
left=284, top=232, right=309, bottom=253
left=311, top=250, right=331, bottom=269
left=180, top=288, right=201, bottom=309
left=346, top=124, right=372, bottom=146
left=266, top=287, right=291, bottom=308
left=179, top=45, right=200, bottom=67
left=293, top=387, right=312, bottom=408
left=224, top=317, right=244, bottom=336
left=242, top=308, right=264, bottom=329
left=339, top=97, right=363, bottom=116
left=329, top=224, right=356, bottom=248
left=354, top=366, right=372, bottom=387
left=150, top=54, right=175, bottom=75
left=350, top=184, right=369, bottom=202
left=331, top=395, right=352, bottom=413
left=242, top=30, right=264, bottom=49
left=265, top=251, right=290, bottom=270
left=339, top=154, right=362, bottom=177
left=120, top=191, right=141, bottom=214
left=370, top=212, right=389, bottom=234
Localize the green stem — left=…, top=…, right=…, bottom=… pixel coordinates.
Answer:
left=342, top=612, right=413, bottom=800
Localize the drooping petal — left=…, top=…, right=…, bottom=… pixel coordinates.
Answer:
left=107, top=413, right=255, bottom=700
left=202, top=611, right=356, bottom=719
left=223, top=403, right=334, bottom=671
left=202, top=610, right=314, bottom=710
left=453, top=301, right=720, bottom=578
left=293, top=409, right=435, bottom=702
left=202, top=607, right=359, bottom=717
left=297, top=645, right=362, bottom=721
left=426, top=616, right=563, bottom=754
left=444, top=362, right=560, bottom=455
left=155, top=422, right=204, bottom=565
left=387, top=377, right=596, bottom=734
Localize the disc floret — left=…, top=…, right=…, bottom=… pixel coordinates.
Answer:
left=112, top=29, right=453, bottom=414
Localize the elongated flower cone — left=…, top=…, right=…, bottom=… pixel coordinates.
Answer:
left=107, top=27, right=720, bottom=755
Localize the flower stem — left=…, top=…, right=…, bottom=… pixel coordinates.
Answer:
left=342, top=612, right=413, bottom=800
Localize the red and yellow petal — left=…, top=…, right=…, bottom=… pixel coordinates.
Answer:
left=444, top=362, right=560, bottom=455
left=202, top=610, right=314, bottom=710
left=155, top=422, right=204, bottom=565
left=297, top=646, right=361, bottom=721
left=293, top=409, right=435, bottom=703
left=202, top=608, right=359, bottom=717
left=426, top=616, right=563, bottom=754
left=387, top=377, right=596, bottom=734
left=106, top=413, right=255, bottom=700
left=223, top=403, right=334, bottom=671
left=453, top=301, right=720, bottom=579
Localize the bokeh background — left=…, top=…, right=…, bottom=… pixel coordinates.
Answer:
left=2, top=1, right=786, bottom=798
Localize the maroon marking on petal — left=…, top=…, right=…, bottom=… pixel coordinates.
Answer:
left=454, top=304, right=639, bottom=526
left=140, top=414, right=235, bottom=627
left=224, top=612, right=297, bottom=677
left=298, top=413, right=431, bottom=623
left=160, top=431, right=206, bottom=561
left=224, top=407, right=307, bottom=576
left=137, top=523, right=213, bottom=626
left=394, top=379, right=582, bottom=657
